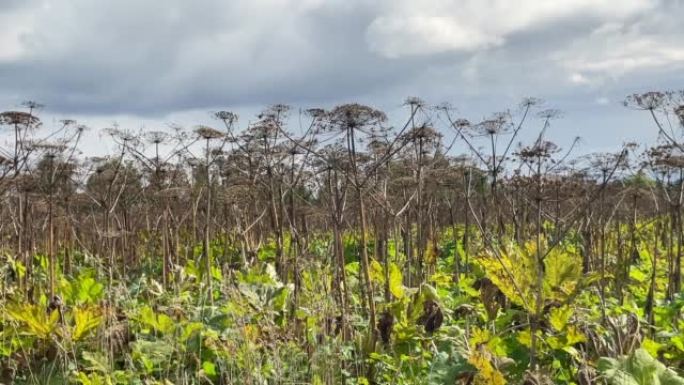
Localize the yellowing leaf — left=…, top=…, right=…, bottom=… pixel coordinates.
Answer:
left=517, top=329, right=532, bottom=348
left=389, top=262, right=404, bottom=299
left=73, top=306, right=103, bottom=341
left=544, top=248, right=582, bottom=298
left=470, top=327, right=491, bottom=347
left=6, top=303, right=60, bottom=339
left=547, top=336, right=563, bottom=350
left=370, top=259, right=384, bottom=284
left=468, top=350, right=507, bottom=385
left=549, top=305, right=573, bottom=332
left=477, top=240, right=583, bottom=314
left=565, top=325, right=586, bottom=346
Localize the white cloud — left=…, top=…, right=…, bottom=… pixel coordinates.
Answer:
left=559, top=19, right=684, bottom=85
left=366, top=17, right=502, bottom=58
left=0, top=9, right=36, bottom=62
left=570, top=73, right=591, bottom=85
left=365, top=0, right=655, bottom=58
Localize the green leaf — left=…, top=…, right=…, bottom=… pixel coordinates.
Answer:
left=180, top=322, right=203, bottom=343
left=135, top=306, right=175, bottom=335
left=641, top=338, right=662, bottom=358
left=78, top=277, right=104, bottom=304
left=597, top=357, right=620, bottom=372
left=661, top=370, right=684, bottom=385
left=211, top=265, right=222, bottom=281
left=630, top=268, right=648, bottom=283
left=60, top=271, right=105, bottom=305
left=671, top=335, right=684, bottom=352
left=184, top=260, right=200, bottom=278
left=270, top=285, right=291, bottom=311
left=345, top=262, right=360, bottom=275
left=625, top=348, right=659, bottom=385
left=419, top=283, right=439, bottom=302
left=608, top=370, right=641, bottom=385
left=7, top=256, right=26, bottom=280
left=598, top=349, right=684, bottom=385
left=155, top=313, right=175, bottom=334
left=132, top=340, right=174, bottom=373
left=81, top=351, right=110, bottom=373
left=202, top=361, right=217, bottom=376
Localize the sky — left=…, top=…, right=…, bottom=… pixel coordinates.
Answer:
left=1, top=0, right=683, bottom=155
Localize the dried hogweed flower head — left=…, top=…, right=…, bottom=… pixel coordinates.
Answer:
left=405, top=124, right=440, bottom=142
left=517, top=141, right=559, bottom=160
left=327, top=103, right=387, bottom=131
left=306, top=108, right=326, bottom=119
left=624, top=91, right=667, bottom=110
left=21, top=100, right=44, bottom=110
left=33, top=141, right=68, bottom=156
left=214, top=111, right=238, bottom=126
left=0, top=111, right=41, bottom=127
left=474, top=112, right=512, bottom=136
left=194, top=125, right=224, bottom=140
left=144, top=131, right=169, bottom=144
left=675, top=105, right=684, bottom=126
left=404, top=96, right=426, bottom=109
left=453, top=119, right=471, bottom=129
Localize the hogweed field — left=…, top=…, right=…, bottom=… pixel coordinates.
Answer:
left=0, top=94, right=684, bottom=384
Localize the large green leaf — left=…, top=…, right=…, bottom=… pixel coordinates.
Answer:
left=134, top=306, right=175, bottom=335
left=598, top=349, right=684, bottom=385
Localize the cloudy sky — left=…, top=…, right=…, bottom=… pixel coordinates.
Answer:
left=1, top=0, right=683, bottom=153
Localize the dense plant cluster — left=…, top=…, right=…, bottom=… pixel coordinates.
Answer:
left=0, top=93, right=683, bottom=384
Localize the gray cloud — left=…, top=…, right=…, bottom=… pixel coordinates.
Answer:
left=0, top=0, right=402, bottom=114
left=0, top=0, right=683, bottom=153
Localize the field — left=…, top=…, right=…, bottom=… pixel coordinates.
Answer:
left=1, top=94, right=684, bottom=384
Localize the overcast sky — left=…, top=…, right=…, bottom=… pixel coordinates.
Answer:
left=1, top=0, right=683, bottom=154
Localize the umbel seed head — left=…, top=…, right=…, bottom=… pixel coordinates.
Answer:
left=195, top=125, right=224, bottom=140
